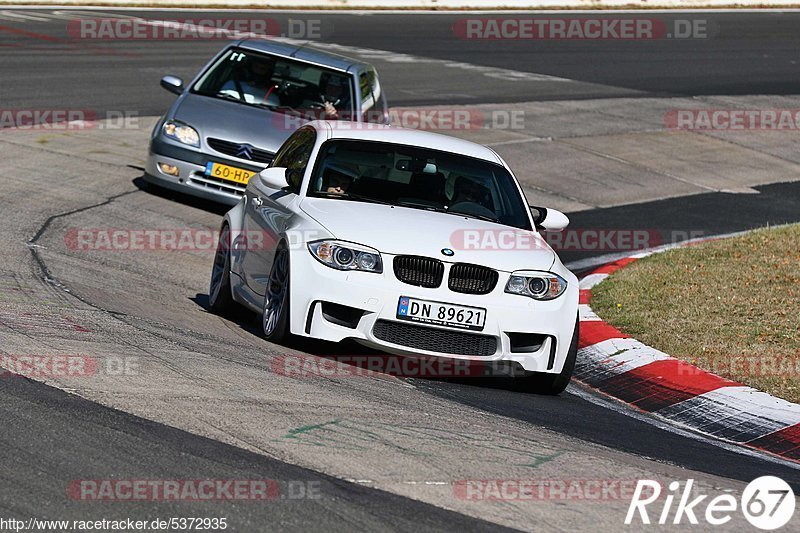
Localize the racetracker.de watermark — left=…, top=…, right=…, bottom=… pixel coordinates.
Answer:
left=65, top=228, right=706, bottom=254
left=66, top=228, right=226, bottom=252
left=665, top=109, right=800, bottom=130
left=454, top=479, right=649, bottom=501
left=67, top=18, right=330, bottom=40
left=0, top=355, right=138, bottom=378
left=272, top=354, right=527, bottom=378
left=450, top=229, right=706, bottom=253
left=273, top=108, right=526, bottom=132
left=0, top=110, right=139, bottom=130
left=64, top=228, right=309, bottom=253
left=679, top=355, right=800, bottom=378
left=67, top=479, right=321, bottom=501
left=453, top=17, right=710, bottom=40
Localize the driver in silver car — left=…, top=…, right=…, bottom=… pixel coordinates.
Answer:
left=220, top=56, right=281, bottom=106
left=319, top=72, right=350, bottom=120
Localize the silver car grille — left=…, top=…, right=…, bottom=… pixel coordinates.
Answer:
left=206, top=138, right=274, bottom=165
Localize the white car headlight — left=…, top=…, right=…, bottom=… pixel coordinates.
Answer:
left=308, top=240, right=383, bottom=273
left=505, top=272, right=567, bottom=300
left=162, top=120, right=200, bottom=147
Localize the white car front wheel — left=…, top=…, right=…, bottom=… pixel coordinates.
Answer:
left=262, top=247, right=290, bottom=343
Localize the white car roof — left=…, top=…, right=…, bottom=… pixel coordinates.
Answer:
left=309, top=120, right=505, bottom=166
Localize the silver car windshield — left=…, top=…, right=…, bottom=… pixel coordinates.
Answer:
left=308, top=140, right=533, bottom=231
left=193, top=48, right=355, bottom=120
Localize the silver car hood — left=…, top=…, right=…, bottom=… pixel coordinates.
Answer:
left=299, top=197, right=555, bottom=273
left=172, top=93, right=297, bottom=154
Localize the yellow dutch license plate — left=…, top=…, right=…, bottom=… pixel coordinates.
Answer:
left=205, top=162, right=255, bottom=185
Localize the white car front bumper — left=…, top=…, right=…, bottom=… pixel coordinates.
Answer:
left=288, top=249, right=579, bottom=374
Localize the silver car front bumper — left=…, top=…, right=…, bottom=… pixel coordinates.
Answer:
left=145, top=137, right=268, bottom=207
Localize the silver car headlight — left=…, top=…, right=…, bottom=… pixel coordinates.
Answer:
left=162, top=120, right=200, bottom=147
left=308, top=240, right=383, bottom=273
left=505, top=271, right=567, bottom=300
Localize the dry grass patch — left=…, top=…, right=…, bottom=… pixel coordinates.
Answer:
left=591, top=224, right=800, bottom=403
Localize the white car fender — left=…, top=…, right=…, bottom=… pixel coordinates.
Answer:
left=223, top=197, right=247, bottom=277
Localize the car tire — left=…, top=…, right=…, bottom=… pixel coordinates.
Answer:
left=262, top=246, right=290, bottom=343
left=521, top=316, right=579, bottom=395
left=209, top=224, right=237, bottom=316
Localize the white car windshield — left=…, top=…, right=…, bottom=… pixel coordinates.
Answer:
left=193, top=48, right=355, bottom=120
left=308, top=140, right=533, bottom=231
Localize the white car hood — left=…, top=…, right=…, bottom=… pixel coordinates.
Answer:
left=300, top=197, right=555, bottom=272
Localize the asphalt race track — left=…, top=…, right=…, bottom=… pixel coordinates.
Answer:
left=2, top=8, right=800, bottom=532
left=5, top=10, right=800, bottom=111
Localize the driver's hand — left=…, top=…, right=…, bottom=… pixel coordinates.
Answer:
left=324, top=101, right=339, bottom=119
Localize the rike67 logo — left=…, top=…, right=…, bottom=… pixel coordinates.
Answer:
left=626, top=477, right=795, bottom=530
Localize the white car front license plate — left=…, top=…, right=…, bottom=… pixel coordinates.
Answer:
left=396, top=297, right=486, bottom=331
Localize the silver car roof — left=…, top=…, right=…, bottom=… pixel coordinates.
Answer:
left=235, top=39, right=367, bottom=73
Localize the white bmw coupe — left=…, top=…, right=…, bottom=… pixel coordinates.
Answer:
left=209, top=121, right=579, bottom=394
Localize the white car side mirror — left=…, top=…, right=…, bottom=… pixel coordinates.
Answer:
left=258, top=167, right=289, bottom=190
left=530, top=206, right=569, bottom=232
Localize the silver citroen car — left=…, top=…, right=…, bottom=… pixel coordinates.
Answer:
left=145, top=39, right=389, bottom=205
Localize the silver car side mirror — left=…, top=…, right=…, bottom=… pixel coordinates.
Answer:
left=160, top=75, right=184, bottom=95
left=258, top=167, right=289, bottom=190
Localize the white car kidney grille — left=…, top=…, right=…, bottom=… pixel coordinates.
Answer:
left=448, top=263, right=499, bottom=295
left=393, top=256, right=445, bottom=288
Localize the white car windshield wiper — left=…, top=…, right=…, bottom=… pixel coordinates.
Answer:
left=396, top=200, right=500, bottom=223
left=395, top=200, right=446, bottom=212
left=313, top=192, right=393, bottom=205
left=446, top=210, right=499, bottom=223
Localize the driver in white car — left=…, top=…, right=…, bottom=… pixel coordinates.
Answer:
left=322, top=162, right=359, bottom=194
left=451, top=175, right=487, bottom=205
left=449, top=175, right=497, bottom=219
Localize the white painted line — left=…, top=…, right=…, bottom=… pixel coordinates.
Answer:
left=14, top=4, right=798, bottom=16
left=628, top=250, right=656, bottom=259
left=0, top=9, right=51, bottom=20
left=578, top=272, right=608, bottom=290
left=13, top=9, right=87, bottom=20
left=10, top=5, right=800, bottom=14
left=487, top=136, right=551, bottom=147
left=578, top=303, right=600, bottom=322
left=566, top=252, right=638, bottom=273
left=271, top=35, right=574, bottom=83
